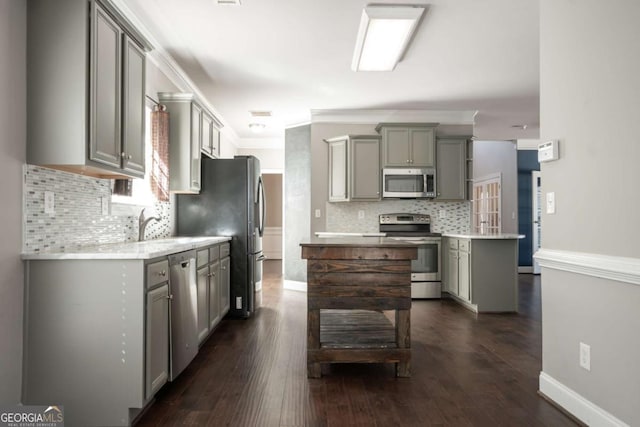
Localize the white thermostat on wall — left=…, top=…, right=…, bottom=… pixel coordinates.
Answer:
left=538, top=140, right=559, bottom=163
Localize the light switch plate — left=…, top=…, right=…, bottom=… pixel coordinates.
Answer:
left=101, top=196, right=109, bottom=216
left=546, top=192, right=555, bottom=214
left=314, top=209, right=321, bottom=218
left=358, top=210, right=365, bottom=219
left=44, top=191, right=55, bottom=215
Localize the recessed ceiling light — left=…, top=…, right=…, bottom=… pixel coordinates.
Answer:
left=217, top=0, right=241, bottom=5
left=511, top=124, right=528, bottom=130
left=351, top=5, right=425, bottom=72
left=249, top=123, right=266, bottom=133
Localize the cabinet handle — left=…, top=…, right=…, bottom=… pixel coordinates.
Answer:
left=221, top=266, right=226, bottom=270
left=166, top=294, right=173, bottom=300
left=406, top=159, right=410, bottom=163
left=159, top=270, right=167, bottom=277
left=127, top=154, right=132, bottom=160
left=121, top=152, right=126, bottom=158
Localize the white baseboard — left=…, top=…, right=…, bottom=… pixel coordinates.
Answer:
left=518, top=266, right=534, bottom=273
left=283, top=280, right=307, bottom=292
left=263, top=251, right=282, bottom=260
left=539, top=372, right=629, bottom=427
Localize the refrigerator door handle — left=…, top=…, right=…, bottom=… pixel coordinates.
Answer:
left=257, top=176, right=265, bottom=237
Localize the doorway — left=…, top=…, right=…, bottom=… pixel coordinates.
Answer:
left=261, top=173, right=283, bottom=261
left=532, top=171, right=541, bottom=274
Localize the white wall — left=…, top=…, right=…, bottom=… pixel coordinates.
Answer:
left=237, top=147, right=283, bottom=171
left=0, top=0, right=25, bottom=404
left=539, top=1, right=640, bottom=425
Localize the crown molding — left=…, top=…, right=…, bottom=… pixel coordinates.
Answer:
left=310, top=109, right=477, bottom=125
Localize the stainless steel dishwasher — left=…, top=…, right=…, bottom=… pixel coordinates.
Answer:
left=168, top=250, right=198, bottom=380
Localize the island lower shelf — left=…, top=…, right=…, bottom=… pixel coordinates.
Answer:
left=300, top=239, right=417, bottom=378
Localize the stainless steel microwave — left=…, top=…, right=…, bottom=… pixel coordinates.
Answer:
left=382, top=168, right=436, bottom=198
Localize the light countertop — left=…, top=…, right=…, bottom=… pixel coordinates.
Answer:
left=442, top=233, right=525, bottom=240
left=21, top=236, right=231, bottom=260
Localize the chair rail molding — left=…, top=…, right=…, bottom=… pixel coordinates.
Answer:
left=534, top=248, right=640, bottom=286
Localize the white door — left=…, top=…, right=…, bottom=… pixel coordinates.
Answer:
left=532, top=171, right=542, bottom=274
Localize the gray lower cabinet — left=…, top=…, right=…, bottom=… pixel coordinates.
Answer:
left=220, top=256, right=231, bottom=316
left=325, top=134, right=381, bottom=202
left=145, top=259, right=170, bottom=400
left=24, top=258, right=162, bottom=426
left=436, top=137, right=468, bottom=200
left=196, top=250, right=210, bottom=344
left=27, top=0, right=148, bottom=179
left=208, top=259, right=221, bottom=329
left=376, top=123, right=438, bottom=167
left=444, top=237, right=518, bottom=312
left=195, top=242, right=230, bottom=345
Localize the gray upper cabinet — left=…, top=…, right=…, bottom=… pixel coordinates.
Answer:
left=376, top=123, right=438, bottom=168
left=326, top=135, right=381, bottom=202
left=327, top=137, right=348, bottom=202
left=121, top=36, right=146, bottom=175
left=436, top=137, right=468, bottom=200
left=159, top=93, right=222, bottom=193
left=201, top=110, right=222, bottom=159
left=27, top=0, right=149, bottom=179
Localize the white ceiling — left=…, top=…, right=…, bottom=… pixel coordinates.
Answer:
left=122, top=0, right=540, bottom=148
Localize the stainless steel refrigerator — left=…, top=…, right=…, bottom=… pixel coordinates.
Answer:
left=176, top=155, right=265, bottom=318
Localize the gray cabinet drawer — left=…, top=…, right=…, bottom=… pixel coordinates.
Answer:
left=220, top=242, right=230, bottom=258
left=197, top=249, right=209, bottom=267
left=146, top=259, right=169, bottom=289
left=459, top=239, right=470, bottom=252
left=209, top=245, right=220, bottom=262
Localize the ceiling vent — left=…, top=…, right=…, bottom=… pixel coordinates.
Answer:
left=217, top=0, right=241, bottom=5
left=250, top=111, right=272, bottom=117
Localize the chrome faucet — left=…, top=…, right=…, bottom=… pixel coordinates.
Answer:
left=138, top=208, right=161, bottom=241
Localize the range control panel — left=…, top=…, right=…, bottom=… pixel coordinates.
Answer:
left=379, top=213, right=431, bottom=225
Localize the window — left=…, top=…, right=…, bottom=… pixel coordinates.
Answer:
left=472, top=174, right=501, bottom=234
left=111, top=99, right=162, bottom=207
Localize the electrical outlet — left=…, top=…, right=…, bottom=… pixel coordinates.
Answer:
left=358, top=210, right=365, bottom=220
left=439, top=209, right=446, bottom=219
left=44, top=191, right=55, bottom=215
left=235, top=297, right=242, bottom=310
left=315, top=209, right=321, bottom=218
left=580, top=342, right=591, bottom=371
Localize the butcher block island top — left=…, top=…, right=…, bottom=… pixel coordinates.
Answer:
left=300, top=237, right=418, bottom=378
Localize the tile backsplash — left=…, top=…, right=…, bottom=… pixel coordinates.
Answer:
left=325, top=199, right=470, bottom=234
left=23, top=165, right=172, bottom=253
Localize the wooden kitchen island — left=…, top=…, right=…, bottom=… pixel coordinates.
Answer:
left=300, top=238, right=418, bottom=378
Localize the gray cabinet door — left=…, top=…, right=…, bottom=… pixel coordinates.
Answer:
left=90, top=4, right=121, bottom=169
left=196, top=266, right=209, bottom=344
left=328, top=138, right=348, bottom=201
left=351, top=137, right=381, bottom=200
left=220, top=256, right=230, bottom=316
left=458, top=246, right=471, bottom=301
left=382, top=127, right=411, bottom=166
left=410, top=127, right=435, bottom=167
left=436, top=138, right=467, bottom=200
left=201, top=110, right=214, bottom=158
left=208, top=260, right=221, bottom=329
left=190, top=103, right=203, bottom=192
left=448, top=247, right=459, bottom=296
left=121, top=35, right=146, bottom=177
left=145, top=283, right=169, bottom=399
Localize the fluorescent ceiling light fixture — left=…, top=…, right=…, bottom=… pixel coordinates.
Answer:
left=352, top=5, right=425, bottom=71
left=249, top=123, right=266, bottom=133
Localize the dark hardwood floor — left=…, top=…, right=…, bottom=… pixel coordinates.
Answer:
left=137, top=260, right=578, bottom=426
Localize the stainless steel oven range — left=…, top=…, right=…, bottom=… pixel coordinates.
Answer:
left=379, top=213, right=442, bottom=299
